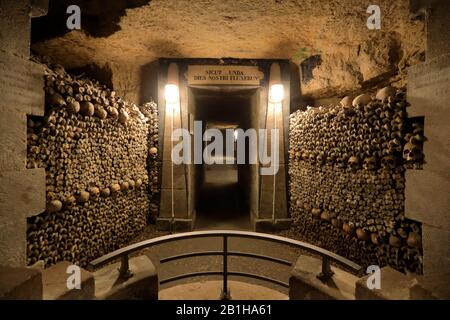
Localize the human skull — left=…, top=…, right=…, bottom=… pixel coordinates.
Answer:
left=410, top=133, right=425, bottom=144
left=352, top=93, right=371, bottom=107
left=46, top=200, right=63, bottom=213
left=375, top=86, right=396, bottom=102
left=149, top=147, right=158, bottom=159
left=301, top=151, right=309, bottom=160
left=389, top=234, right=403, bottom=248
left=118, top=109, right=129, bottom=124
left=343, top=222, right=355, bottom=235
left=311, top=208, right=322, bottom=218
left=337, top=155, right=349, bottom=168
left=381, top=155, right=396, bottom=169
left=288, top=150, right=295, bottom=160
left=406, top=232, right=422, bottom=248
left=347, top=156, right=360, bottom=171
left=326, top=154, right=336, bottom=166
left=340, top=96, right=353, bottom=108
left=320, top=211, right=330, bottom=221
left=88, top=186, right=100, bottom=198
left=388, top=138, right=402, bottom=152
left=403, top=141, right=423, bottom=163
left=412, top=122, right=424, bottom=134
left=356, top=228, right=371, bottom=241
left=363, top=157, right=378, bottom=171
left=316, top=153, right=326, bottom=165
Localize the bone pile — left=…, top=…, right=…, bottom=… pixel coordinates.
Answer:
left=141, top=101, right=160, bottom=220
left=289, top=87, right=424, bottom=274
left=26, top=60, right=159, bottom=267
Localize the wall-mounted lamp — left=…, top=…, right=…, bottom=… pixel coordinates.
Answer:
left=269, top=84, right=284, bottom=104
left=165, top=84, right=179, bottom=104
left=165, top=84, right=180, bottom=113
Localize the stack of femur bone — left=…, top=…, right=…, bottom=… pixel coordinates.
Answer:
left=289, top=86, right=424, bottom=274
left=141, top=101, right=160, bottom=220
left=26, top=58, right=159, bottom=268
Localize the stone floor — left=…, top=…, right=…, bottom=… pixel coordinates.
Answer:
left=159, top=280, right=288, bottom=300
left=195, top=164, right=251, bottom=230
left=139, top=235, right=301, bottom=295
left=126, top=163, right=307, bottom=295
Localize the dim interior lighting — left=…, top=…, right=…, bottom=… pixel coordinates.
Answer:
left=166, top=101, right=180, bottom=113
left=269, top=84, right=284, bottom=103
left=165, top=84, right=179, bottom=104
left=234, top=129, right=238, bottom=141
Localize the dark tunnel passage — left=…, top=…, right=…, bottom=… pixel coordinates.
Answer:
left=191, top=87, right=259, bottom=230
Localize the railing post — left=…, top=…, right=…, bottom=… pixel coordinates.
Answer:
left=220, top=235, right=231, bottom=300
left=316, top=256, right=334, bottom=282
left=118, top=255, right=133, bottom=280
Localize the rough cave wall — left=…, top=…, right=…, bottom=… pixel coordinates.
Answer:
left=31, top=1, right=425, bottom=108
left=26, top=61, right=159, bottom=267
left=299, top=34, right=425, bottom=101
left=288, top=89, right=424, bottom=274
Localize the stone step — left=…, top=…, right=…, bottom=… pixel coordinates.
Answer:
left=0, top=266, right=42, bottom=300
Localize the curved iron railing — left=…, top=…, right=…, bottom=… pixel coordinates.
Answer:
left=88, top=230, right=363, bottom=299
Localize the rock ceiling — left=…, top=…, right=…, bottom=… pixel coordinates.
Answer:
left=32, top=0, right=425, bottom=100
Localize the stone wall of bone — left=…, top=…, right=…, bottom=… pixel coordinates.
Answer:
left=289, top=88, right=424, bottom=274
left=26, top=60, right=159, bottom=267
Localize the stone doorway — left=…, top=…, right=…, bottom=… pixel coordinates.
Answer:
left=156, top=60, right=291, bottom=231
left=192, top=87, right=259, bottom=230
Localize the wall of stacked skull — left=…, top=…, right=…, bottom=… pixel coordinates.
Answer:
left=23, top=57, right=426, bottom=274
left=142, top=101, right=160, bottom=220
left=26, top=60, right=159, bottom=268
left=289, top=87, right=425, bottom=274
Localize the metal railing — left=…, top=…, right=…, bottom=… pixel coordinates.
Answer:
left=88, top=230, right=363, bottom=299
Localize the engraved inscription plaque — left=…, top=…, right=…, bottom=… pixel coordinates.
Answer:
left=407, top=53, right=450, bottom=118
left=186, top=65, right=264, bottom=85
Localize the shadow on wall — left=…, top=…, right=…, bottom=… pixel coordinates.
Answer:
left=290, top=61, right=313, bottom=113
left=138, top=39, right=186, bottom=104
left=139, top=60, right=159, bottom=105
left=68, top=63, right=114, bottom=88
left=300, top=55, right=322, bottom=85
left=31, top=0, right=151, bottom=41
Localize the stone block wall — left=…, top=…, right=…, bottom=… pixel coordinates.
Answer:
left=25, top=60, right=159, bottom=267
left=0, top=0, right=47, bottom=267
left=289, top=89, right=424, bottom=274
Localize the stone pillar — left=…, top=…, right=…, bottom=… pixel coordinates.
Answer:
left=157, top=63, right=191, bottom=230
left=255, top=63, right=291, bottom=230
left=0, top=0, right=47, bottom=267
left=405, top=0, right=450, bottom=299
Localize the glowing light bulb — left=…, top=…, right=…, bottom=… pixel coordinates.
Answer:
left=165, top=84, right=179, bottom=104
left=269, top=84, right=284, bottom=103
